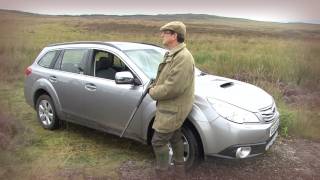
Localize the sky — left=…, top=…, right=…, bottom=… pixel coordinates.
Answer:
left=0, top=0, right=319, bottom=23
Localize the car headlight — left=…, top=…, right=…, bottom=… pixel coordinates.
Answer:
left=207, top=97, right=260, bottom=124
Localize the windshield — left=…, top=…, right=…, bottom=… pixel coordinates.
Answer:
left=124, top=48, right=165, bottom=79
left=124, top=48, right=202, bottom=79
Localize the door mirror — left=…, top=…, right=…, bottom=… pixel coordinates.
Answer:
left=115, top=71, right=134, bottom=84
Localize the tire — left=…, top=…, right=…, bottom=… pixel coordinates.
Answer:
left=168, top=124, right=202, bottom=169
left=181, top=125, right=202, bottom=169
left=36, top=94, right=59, bottom=130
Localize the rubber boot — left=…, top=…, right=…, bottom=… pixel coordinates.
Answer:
left=153, top=145, right=170, bottom=169
left=153, top=145, right=171, bottom=180
left=171, top=137, right=185, bottom=163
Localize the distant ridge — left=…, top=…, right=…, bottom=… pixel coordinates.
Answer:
left=1, top=8, right=319, bottom=25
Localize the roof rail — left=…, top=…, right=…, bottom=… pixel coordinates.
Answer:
left=134, top=42, right=162, bottom=48
left=47, top=41, right=120, bottom=50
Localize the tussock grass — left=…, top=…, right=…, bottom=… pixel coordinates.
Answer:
left=0, top=110, right=17, bottom=150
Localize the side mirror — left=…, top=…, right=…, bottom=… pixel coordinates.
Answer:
left=115, top=71, right=134, bottom=84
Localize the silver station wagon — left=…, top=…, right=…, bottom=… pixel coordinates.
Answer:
left=24, top=41, right=280, bottom=168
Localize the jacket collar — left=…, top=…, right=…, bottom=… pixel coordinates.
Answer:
left=168, top=43, right=186, bottom=57
left=163, top=43, right=186, bottom=63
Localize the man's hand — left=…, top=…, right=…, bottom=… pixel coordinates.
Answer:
left=147, top=85, right=154, bottom=94
left=147, top=79, right=155, bottom=94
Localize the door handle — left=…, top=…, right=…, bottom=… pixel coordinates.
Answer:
left=49, top=76, right=57, bottom=83
left=85, top=83, right=96, bottom=91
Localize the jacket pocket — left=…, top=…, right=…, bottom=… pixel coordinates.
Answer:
left=158, top=104, right=178, bottom=114
left=154, top=104, right=179, bottom=132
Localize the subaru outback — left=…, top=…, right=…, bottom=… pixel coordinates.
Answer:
left=24, top=41, right=280, bottom=168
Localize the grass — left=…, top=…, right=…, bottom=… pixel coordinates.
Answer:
left=0, top=9, right=319, bottom=179
left=0, top=82, right=153, bottom=179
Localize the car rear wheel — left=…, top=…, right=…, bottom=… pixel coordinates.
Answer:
left=36, top=94, right=59, bottom=130
left=168, top=124, right=202, bottom=169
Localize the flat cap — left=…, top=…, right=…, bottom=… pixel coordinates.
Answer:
left=160, top=21, right=186, bottom=38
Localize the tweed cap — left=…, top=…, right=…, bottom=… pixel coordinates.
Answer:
left=160, top=21, right=186, bottom=37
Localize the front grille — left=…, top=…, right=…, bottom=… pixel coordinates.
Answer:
left=259, top=103, right=277, bottom=123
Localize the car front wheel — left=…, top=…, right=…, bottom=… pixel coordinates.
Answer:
left=169, top=124, right=202, bottom=169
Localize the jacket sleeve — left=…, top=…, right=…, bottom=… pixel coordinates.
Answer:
left=149, top=54, right=193, bottom=101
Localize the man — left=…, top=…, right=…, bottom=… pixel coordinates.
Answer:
left=148, top=21, right=195, bottom=179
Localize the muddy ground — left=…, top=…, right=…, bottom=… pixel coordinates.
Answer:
left=118, top=137, right=320, bottom=180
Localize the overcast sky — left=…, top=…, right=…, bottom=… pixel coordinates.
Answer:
left=0, top=0, right=319, bottom=23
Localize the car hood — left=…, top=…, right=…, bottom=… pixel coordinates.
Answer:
left=195, top=74, right=273, bottom=112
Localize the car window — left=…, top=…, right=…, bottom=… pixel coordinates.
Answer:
left=92, top=50, right=128, bottom=80
left=113, top=56, right=126, bottom=70
left=60, top=49, right=88, bottom=74
left=94, top=51, right=109, bottom=62
left=38, top=51, right=57, bottom=68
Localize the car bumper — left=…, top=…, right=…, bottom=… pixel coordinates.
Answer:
left=214, top=131, right=278, bottom=159
left=198, top=116, right=280, bottom=159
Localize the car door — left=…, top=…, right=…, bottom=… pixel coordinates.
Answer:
left=51, top=48, right=91, bottom=123
left=80, top=49, right=143, bottom=135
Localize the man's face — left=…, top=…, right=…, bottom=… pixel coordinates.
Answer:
left=160, top=30, right=177, bottom=47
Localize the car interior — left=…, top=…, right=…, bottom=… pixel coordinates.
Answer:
left=93, top=50, right=128, bottom=80
left=95, top=56, right=117, bottom=79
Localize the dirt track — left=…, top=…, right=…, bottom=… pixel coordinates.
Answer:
left=118, top=137, right=320, bottom=180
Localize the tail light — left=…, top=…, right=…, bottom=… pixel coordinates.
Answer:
left=25, top=66, right=32, bottom=76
